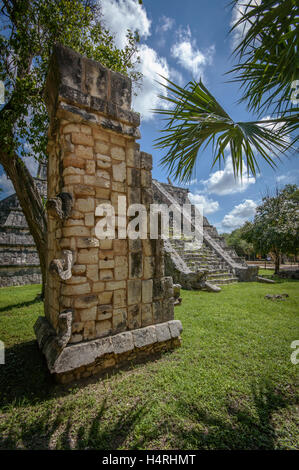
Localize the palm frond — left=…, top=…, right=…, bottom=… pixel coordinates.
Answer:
left=229, top=0, right=299, bottom=115
left=154, top=77, right=295, bottom=183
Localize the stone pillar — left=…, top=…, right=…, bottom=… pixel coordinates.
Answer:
left=34, top=44, right=182, bottom=383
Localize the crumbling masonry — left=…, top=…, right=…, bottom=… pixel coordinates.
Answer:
left=34, top=45, right=182, bottom=383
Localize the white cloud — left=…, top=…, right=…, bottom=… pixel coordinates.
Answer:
left=158, top=16, right=175, bottom=33
left=202, top=156, right=256, bottom=195
left=0, top=155, right=39, bottom=200
left=99, top=3, right=213, bottom=119
left=276, top=170, right=299, bottom=185
left=189, top=192, right=219, bottom=215
left=169, top=67, right=184, bottom=87
left=258, top=115, right=291, bottom=156
left=99, top=1, right=173, bottom=121
left=0, top=171, right=14, bottom=199
left=100, top=0, right=151, bottom=48
left=23, top=155, right=39, bottom=177
left=132, top=45, right=170, bottom=120
left=0, top=155, right=40, bottom=201
left=171, top=29, right=215, bottom=78
left=231, top=0, right=261, bottom=49
left=222, top=199, right=257, bottom=230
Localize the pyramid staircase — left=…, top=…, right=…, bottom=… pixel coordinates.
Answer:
left=168, top=237, right=238, bottom=286
left=152, top=179, right=253, bottom=290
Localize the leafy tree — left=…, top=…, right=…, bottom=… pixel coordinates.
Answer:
left=0, top=0, right=141, bottom=295
left=154, top=0, right=298, bottom=183
left=222, top=227, right=255, bottom=259
left=242, top=185, right=299, bottom=273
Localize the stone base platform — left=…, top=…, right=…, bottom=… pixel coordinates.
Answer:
left=34, top=317, right=183, bottom=384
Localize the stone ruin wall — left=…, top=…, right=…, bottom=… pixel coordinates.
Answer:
left=0, top=180, right=46, bottom=287
left=34, top=44, right=182, bottom=383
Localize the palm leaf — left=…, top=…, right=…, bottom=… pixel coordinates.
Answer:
left=229, top=0, right=299, bottom=115
left=154, top=77, right=295, bottom=183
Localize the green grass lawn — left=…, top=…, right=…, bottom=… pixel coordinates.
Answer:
left=0, top=280, right=298, bottom=450
left=258, top=268, right=275, bottom=277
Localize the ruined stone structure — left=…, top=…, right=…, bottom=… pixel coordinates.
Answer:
left=0, top=172, right=257, bottom=291
left=34, top=45, right=182, bottom=383
left=153, top=180, right=258, bottom=290
left=0, top=170, right=46, bottom=287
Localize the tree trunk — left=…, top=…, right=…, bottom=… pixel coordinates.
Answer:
left=1, top=151, right=47, bottom=297
left=274, top=253, right=280, bottom=274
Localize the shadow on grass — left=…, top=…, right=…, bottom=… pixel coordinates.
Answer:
left=0, top=295, right=41, bottom=313
left=0, top=335, right=170, bottom=408
left=0, top=342, right=297, bottom=450
left=258, top=273, right=299, bottom=284
left=75, top=401, right=148, bottom=450
left=0, top=394, right=148, bottom=449
left=0, top=340, right=56, bottom=407
left=0, top=340, right=149, bottom=449
left=165, top=380, right=297, bottom=450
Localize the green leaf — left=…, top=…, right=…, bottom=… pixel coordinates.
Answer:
left=154, top=77, right=295, bottom=183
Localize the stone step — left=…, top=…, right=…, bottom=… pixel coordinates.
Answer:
left=187, top=260, right=225, bottom=267
left=201, top=279, right=238, bottom=289
left=187, top=259, right=223, bottom=264
left=175, top=247, right=216, bottom=253
left=168, top=236, right=242, bottom=287
left=178, top=247, right=215, bottom=251
left=207, top=269, right=231, bottom=275
left=186, top=254, right=226, bottom=261
left=206, top=273, right=233, bottom=280
left=214, top=278, right=238, bottom=285
left=183, top=253, right=218, bottom=258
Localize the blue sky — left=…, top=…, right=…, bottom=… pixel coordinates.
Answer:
left=99, top=0, right=298, bottom=232
left=1, top=0, right=298, bottom=232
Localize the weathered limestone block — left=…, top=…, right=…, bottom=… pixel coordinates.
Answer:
left=127, top=304, right=141, bottom=329
left=163, top=276, right=174, bottom=298
left=140, top=151, right=153, bottom=170
left=173, top=284, right=181, bottom=299
left=236, top=265, right=259, bottom=282
left=204, top=281, right=221, bottom=292
left=257, top=276, right=275, bottom=284
left=128, top=187, right=141, bottom=205
left=155, top=322, right=171, bottom=342
left=79, top=305, right=97, bottom=322
left=113, top=289, right=126, bottom=307
left=141, top=303, right=153, bottom=327
left=113, top=162, right=126, bottom=182
left=113, top=305, right=127, bottom=324
left=112, top=331, right=134, bottom=355
left=141, top=169, right=152, bottom=188
left=173, top=283, right=182, bottom=305
left=162, top=298, right=174, bottom=322
left=34, top=310, right=72, bottom=369
left=96, top=319, right=112, bottom=337
left=129, top=252, right=143, bottom=278
left=35, top=319, right=182, bottom=380
left=74, top=294, right=98, bottom=308
left=168, top=320, right=183, bottom=338
left=128, top=279, right=141, bottom=305
left=153, top=300, right=162, bottom=322
left=142, top=279, right=153, bottom=303
left=133, top=325, right=156, bottom=348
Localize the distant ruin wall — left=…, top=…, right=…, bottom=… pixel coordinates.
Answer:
left=0, top=182, right=46, bottom=287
